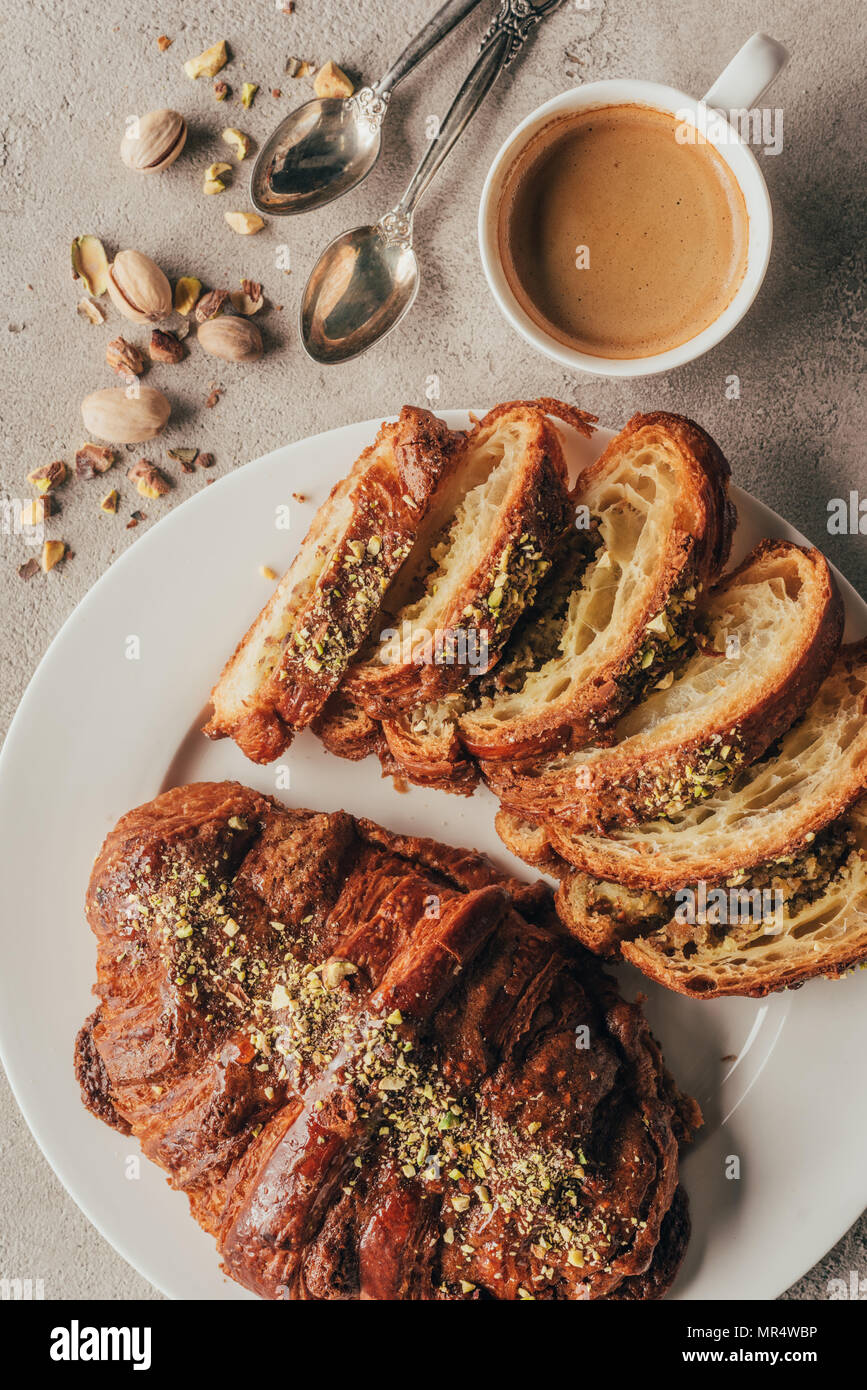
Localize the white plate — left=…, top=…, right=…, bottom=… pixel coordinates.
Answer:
left=1, top=412, right=865, bottom=1302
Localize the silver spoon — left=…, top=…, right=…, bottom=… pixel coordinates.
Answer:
left=251, top=0, right=486, bottom=216
left=301, top=0, right=563, bottom=364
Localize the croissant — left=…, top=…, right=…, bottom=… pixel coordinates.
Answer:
left=76, top=782, right=699, bottom=1300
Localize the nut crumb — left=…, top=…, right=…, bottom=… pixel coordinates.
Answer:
left=41, top=540, right=67, bottom=572
left=106, top=337, right=145, bottom=377
left=314, top=60, right=354, bottom=100
left=213, top=80, right=231, bottom=101
left=230, top=279, right=264, bottom=314
left=224, top=210, right=265, bottom=235
left=260, top=564, right=278, bottom=581
left=204, top=161, right=232, bottom=195
left=157, top=35, right=173, bottom=51
left=392, top=776, right=410, bottom=795
left=197, top=452, right=215, bottom=468
left=221, top=128, right=251, bottom=160
left=126, top=509, right=147, bottom=529
left=100, top=489, right=119, bottom=514
left=127, top=458, right=171, bottom=499
left=205, top=388, right=222, bottom=409
left=168, top=447, right=198, bottom=472
left=292, top=491, right=306, bottom=502
left=195, top=289, right=229, bottom=322
left=271, top=89, right=282, bottom=98
left=149, top=329, right=185, bottom=363
left=28, top=460, right=66, bottom=492
left=76, top=443, right=116, bottom=478
left=184, top=40, right=229, bottom=81
left=241, top=82, right=258, bottom=108
left=17, top=558, right=39, bottom=581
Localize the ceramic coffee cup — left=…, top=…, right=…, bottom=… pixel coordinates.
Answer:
left=478, top=32, right=788, bottom=377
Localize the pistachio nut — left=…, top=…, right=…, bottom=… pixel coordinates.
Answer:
left=229, top=279, right=264, bottom=315
left=107, top=250, right=173, bottom=323
left=221, top=127, right=251, bottom=160
left=71, top=235, right=110, bottom=296
left=81, top=386, right=171, bottom=443
left=224, top=211, right=265, bottom=236
left=204, top=162, right=232, bottom=195
left=120, top=109, right=187, bottom=173
left=197, top=316, right=263, bottom=362
left=127, top=458, right=171, bottom=499
left=75, top=443, right=116, bottom=477
left=240, top=83, right=258, bottom=109
left=314, top=61, right=354, bottom=100
left=28, top=460, right=67, bottom=492
left=174, top=276, right=202, bottom=315
left=184, top=40, right=228, bottom=80
left=41, top=540, right=67, bottom=573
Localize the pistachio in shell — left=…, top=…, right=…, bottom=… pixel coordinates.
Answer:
left=107, top=249, right=173, bottom=323
left=197, top=315, right=263, bottom=362
left=81, top=386, right=171, bottom=443
left=71, top=236, right=110, bottom=296
left=120, top=109, right=187, bottom=173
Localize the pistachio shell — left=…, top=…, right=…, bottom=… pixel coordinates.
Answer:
left=71, top=236, right=110, bottom=296
left=107, top=250, right=173, bottom=323
left=81, top=387, right=171, bottom=443
left=197, top=316, right=263, bottom=362
left=120, top=109, right=187, bottom=172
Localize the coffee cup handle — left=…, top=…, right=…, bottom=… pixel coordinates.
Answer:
left=702, top=31, right=789, bottom=111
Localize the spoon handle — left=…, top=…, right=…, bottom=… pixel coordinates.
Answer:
left=375, top=0, right=488, bottom=98
left=396, top=0, right=564, bottom=218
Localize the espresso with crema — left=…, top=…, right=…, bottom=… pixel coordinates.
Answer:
left=499, top=105, right=749, bottom=359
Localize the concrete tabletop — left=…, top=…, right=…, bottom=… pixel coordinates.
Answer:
left=1, top=0, right=864, bottom=1301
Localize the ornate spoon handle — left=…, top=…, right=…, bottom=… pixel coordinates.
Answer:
left=375, top=0, right=488, bottom=98
left=393, top=0, right=564, bottom=223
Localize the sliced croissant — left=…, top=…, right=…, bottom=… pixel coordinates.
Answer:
left=458, top=413, right=735, bottom=763
left=487, top=541, right=843, bottom=827
left=204, top=407, right=455, bottom=763
left=344, top=400, right=584, bottom=719
left=621, top=797, right=867, bottom=998
left=544, top=641, right=867, bottom=891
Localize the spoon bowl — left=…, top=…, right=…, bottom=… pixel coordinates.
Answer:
left=250, top=4, right=486, bottom=215
left=251, top=96, right=384, bottom=216
left=301, top=222, right=419, bottom=364
left=299, top=1, right=562, bottom=363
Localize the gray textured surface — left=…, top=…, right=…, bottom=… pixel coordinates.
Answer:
left=1, top=0, right=864, bottom=1302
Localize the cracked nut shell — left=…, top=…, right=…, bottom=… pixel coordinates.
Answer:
left=107, top=250, right=173, bottom=323
left=197, top=315, right=263, bottom=362
left=120, top=109, right=187, bottom=173
left=81, top=386, right=171, bottom=443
